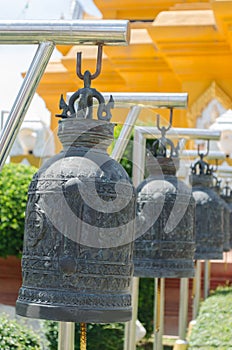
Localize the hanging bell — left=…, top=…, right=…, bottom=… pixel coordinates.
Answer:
left=16, top=56, right=136, bottom=323
left=189, top=148, right=224, bottom=260
left=133, top=113, right=195, bottom=278
left=212, top=177, right=230, bottom=252
left=221, top=183, right=232, bottom=249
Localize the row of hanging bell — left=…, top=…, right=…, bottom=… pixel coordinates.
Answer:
left=212, top=177, right=231, bottom=252
left=133, top=112, right=196, bottom=278
left=16, top=50, right=137, bottom=323
left=221, top=183, right=232, bottom=248
left=189, top=147, right=224, bottom=260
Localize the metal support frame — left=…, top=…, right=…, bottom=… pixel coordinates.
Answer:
left=132, top=126, right=221, bottom=350
left=108, top=92, right=188, bottom=350
left=0, top=19, right=129, bottom=170
left=0, top=19, right=130, bottom=350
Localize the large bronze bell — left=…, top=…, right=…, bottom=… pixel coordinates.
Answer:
left=221, top=184, right=232, bottom=249
left=189, top=154, right=224, bottom=260
left=16, top=70, right=136, bottom=323
left=133, top=115, right=195, bottom=278
left=212, top=178, right=230, bottom=252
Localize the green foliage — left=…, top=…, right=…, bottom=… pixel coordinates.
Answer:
left=0, top=314, right=41, bottom=349
left=112, top=124, right=133, bottom=178
left=43, top=321, right=124, bottom=350
left=138, top=278, right=154, bottom=338
left=188, top=285, right=232, bottom=349
left=0, top=162, right=37, bottom=257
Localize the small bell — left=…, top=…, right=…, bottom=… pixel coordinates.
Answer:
left=189, top=146, right=224, bottom=260
left=212, top=177, right=230, bottom=252
left=221, top=183, right=232, bottom=249
left=133, top=112, right=195, bottom=278
left=16, top=51, right=136, bottom=323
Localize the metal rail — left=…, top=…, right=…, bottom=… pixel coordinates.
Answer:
left=67, top=92, right=188, bottom=109
left=101, top=92, right=188, bottom=109
left=135, top=127, right=221, bottom=141
left=0, top=20, right=130, bottom=170
left=0, top=20, right=129, bottom=45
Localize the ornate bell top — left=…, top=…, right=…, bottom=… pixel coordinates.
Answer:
left=146, top=111, right=179, bottom=176
left=189, top=152, right=214, bottom=187
left=146, top=153, right=179, bottom=176
left=221, top=184, right=232, bottom=204
left=58, top=118, right=114, bottom=151
left=56, top=69, right=115, bottom=152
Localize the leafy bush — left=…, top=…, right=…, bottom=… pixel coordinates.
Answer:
left=0, top=314, right=41, bottom=349
left=43, top=321, right=124, bottom=350
left=188, top=285, right=232, bottom=349
left=138, top=278, right=154, bottom=338
left=0, top=162, right=37, bottom=257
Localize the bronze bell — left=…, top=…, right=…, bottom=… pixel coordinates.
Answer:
left=221, top=184, right=232, bottom=249
left=189, top=153, right=224, bottom=260
left=16, top=69, right=136, bottom=323
left=133, top=113, right=195, bottom=278
left=212, top=177, right=230, bottom=252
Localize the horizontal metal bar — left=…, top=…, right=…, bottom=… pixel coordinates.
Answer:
left=217, top=166, right=232, bottom=175
left=0, top=20, right=129, bottom=45
left=100, top=92, right=188, bottom=109
left=180, top=150, right=226, bottom=160
left=135, top=126, right=221, bottom=141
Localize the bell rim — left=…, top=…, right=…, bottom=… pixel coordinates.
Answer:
left=16, top=301, right=132, bottom=323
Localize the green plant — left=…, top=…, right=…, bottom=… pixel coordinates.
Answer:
left=0, top=314, right=41, bottom=349
left=0, top=162, right=37, bottom=257
left=188, top=285, right=232, bottom=349
left=111, top=123, right=133, bottom=178
left=138, top=278, right=154, bottom=338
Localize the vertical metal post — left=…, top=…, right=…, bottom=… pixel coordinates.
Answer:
left=124, top=128, right=146, bottom=350
left=153, top=278, right=164, bottom=350
left=124, top=277, right=140, bottom=350
left=0, top=41, right=55, bottom=170
left=58, top=322, right=75, bottom=350
left=111, top=105, right=141, bottom=162
left=153, top=278, right=159, bottom=350
left=204, top=260, right=210, bottom=299
left=192, top=260, right=201, bottom=320
left=111, top=105, right=142, bottom=350
left=178, top=278, right=189, bottom=340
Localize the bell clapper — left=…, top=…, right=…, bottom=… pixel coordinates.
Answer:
left=80, top=323, right=87, bottom=350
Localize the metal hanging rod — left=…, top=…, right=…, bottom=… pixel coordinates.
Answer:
left=67, top=92, right=188, bottom=109
left=0, top=20, right=130, bottom=45
left=135, top=127, right=221, bottom=141
left=180, top=150, right=226, bottom=160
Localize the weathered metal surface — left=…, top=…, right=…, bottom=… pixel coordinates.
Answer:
left=16, top=71, right=136, bottom=323
left=189, top=157, right=224, bottom=260
left=134, top=131, right=195, bottom=278
left=221, top=186, right=232, bottom=249
left=212, top=180, right=230, bottom=252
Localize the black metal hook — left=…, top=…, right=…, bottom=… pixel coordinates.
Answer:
left=197, top=139, right=210, bottom=159
left=157, top=108, right=173, bottom=135
left=76, top=44, right=103, bottom=81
